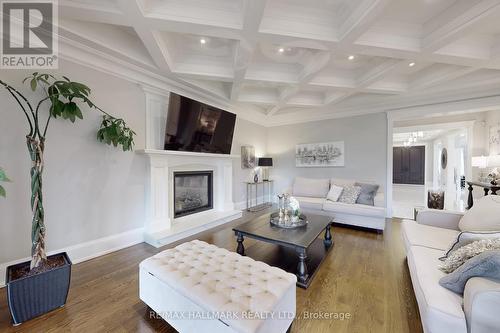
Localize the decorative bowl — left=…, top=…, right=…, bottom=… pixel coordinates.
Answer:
left=269, top=212, right=308, bottom=229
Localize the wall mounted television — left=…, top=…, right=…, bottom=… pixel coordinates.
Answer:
left=164, top=93, right=236, bottom=154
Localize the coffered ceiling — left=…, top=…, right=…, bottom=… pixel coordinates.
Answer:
left=57, top=0, right=500, bottom=125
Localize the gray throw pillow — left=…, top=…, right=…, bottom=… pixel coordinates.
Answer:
left=439, top=250, right=500, bottom=294
left=440, top=231, right=500, bottom=261
left=338, top=185, right=362, bottom=204
left=355, top=182, right=379, bottom=206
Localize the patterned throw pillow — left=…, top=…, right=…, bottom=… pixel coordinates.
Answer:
left=338, top=185, right=362, bottom=204
left=440, top=238, right=500, bottom=273
left=440, top=231, right=500, bottom=261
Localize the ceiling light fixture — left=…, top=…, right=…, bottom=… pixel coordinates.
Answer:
left=200, top=38, right=207, bottom=45
left=409, top=62, right=416, bottom=67
left=348, top=55, right=355, bottom=60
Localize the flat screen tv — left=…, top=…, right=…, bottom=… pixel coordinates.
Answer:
left=164, top=93, right=236, bottom=154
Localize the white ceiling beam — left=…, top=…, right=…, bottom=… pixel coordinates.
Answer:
left=116, top=0, right=173, bottom=73
left=356, top=59, right=402, bottom=87
left=338, top=0, right=393, bottom=45
left=60, top=2, right=126, bottom=26
left=410, top=66, right=479, bottom=91
left=321, top=59, right=404, bottom=108
left=230, top=0, right=267, bottom=101
left=422, top=0, right=500, bottom=53
left=267, top=52, right=331, bottom=115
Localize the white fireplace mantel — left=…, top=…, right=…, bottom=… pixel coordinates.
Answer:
left=137, top=149, right=241, bottom=247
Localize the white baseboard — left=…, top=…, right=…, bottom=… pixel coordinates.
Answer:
left=0, top=227, right=144, bottom=288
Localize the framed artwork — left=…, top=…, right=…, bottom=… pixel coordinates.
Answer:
left=241, top=146, right=255, bottom=169
left=296, top=141, right=345, bottom=167
left=490, top=125, right=500, bottom=155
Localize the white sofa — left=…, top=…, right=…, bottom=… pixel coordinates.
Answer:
left=402, top=210, right=500, bottom=333
left=290, top=177, right=386, bottom=231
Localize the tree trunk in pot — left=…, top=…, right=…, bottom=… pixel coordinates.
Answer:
left=27, top=136, right=46, bottom=269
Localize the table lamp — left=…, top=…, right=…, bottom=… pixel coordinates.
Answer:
left=258, top=157, right=273, bottom=181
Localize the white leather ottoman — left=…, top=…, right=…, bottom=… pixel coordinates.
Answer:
left=139, top=240, right=296, bottom=333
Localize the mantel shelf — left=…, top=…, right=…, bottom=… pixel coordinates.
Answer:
left=136, top=149, right=240, bottom=159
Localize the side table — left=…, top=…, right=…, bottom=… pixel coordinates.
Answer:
left=246, top=180, right=274, bottom=212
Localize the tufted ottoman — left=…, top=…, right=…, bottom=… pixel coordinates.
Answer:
left=139, top=240, right=296, bottom=333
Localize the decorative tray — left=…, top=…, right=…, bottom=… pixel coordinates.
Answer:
left=269, top=212, right=308, bottom=229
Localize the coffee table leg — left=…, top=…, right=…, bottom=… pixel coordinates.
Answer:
left=324, top=223, right=333, bottom=247
left=236, top=232, right=245, bottom=255
left=296, top=248, right=308, bottom=283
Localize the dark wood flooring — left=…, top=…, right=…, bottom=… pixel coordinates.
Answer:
left=0, top=210, right=422, bottom=333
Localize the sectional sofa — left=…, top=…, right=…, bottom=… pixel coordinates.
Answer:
left=290, top=177, right=386, bottom=232
left=402, top=209, right=500, bottom=333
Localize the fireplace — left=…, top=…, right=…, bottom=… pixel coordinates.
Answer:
left=173, top=171, right=213, bottom=218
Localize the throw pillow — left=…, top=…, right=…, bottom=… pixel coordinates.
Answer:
left=439, top=238, right=500, bottom=274
left=338, top=185, right=362, bottom=204
left=440, top=231, right=500, bottom=261
left=355, top=182, right=379, bottom=206
left=439, top=250, right=500, bottom=294
left=326, top=185, right=343, bottom=202
left=458, top=195, right=500, bottom=231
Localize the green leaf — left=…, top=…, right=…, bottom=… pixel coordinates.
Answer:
left=30, top=78, right=37, bottom=91
left=0, top=168, right=10, bottom=182
left=75, top=105, right=83, bottom=119
left=0, top=186, right=5, bottom=198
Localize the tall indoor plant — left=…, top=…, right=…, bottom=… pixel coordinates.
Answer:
left=1, top=73, right=135, bottom=324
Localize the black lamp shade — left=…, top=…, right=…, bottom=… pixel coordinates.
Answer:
left=258, top=157, right=273, bottom=167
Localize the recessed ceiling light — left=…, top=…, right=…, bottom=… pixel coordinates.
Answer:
left=409, top=62, right=416, bottom=67
left=348, top=55, right=355, bottom=60
left=278, top=47, right=285, bottom=53
left=200, top=38, right=206, bottom=44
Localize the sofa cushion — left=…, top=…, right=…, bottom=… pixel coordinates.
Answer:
left=326, top=185, right=343, bottom=202
left=440, top=250, right=500, bottom=294
left=292, top=177, right=330, bottom=198
left=402, top=220, right=459, bottom=252
left=440, top=239, right=500, bottom=274
left=322, top=201, right=385, bottom=218
left=338, top=185, right=362, bottom=204
left=459, top=195, right=500, bottom=231
left=441, top=231, right=500, bottom=260
left=355, top=182, right=379, bottom=206
left=331, top=178, right=355, bottom=187
left=407, top=246, right=467, bottom=333
left=294, top=196, right=325, bottom=211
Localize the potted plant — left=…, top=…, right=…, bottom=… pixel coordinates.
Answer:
left=1, top=73, right=135, bottom=325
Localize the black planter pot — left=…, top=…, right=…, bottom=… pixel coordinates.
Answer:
left=6, top=252, right=72, bottom=325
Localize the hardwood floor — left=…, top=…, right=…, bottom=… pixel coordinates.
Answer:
left=0, top=211, right=423, bottom=333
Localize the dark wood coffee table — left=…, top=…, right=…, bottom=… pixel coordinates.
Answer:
left=233, top=213, right=333, bottom=288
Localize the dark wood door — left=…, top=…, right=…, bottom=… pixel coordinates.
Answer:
left=393, top=146, right=425, bottom=185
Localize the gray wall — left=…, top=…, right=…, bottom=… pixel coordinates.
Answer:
left=0, top=61, right=269, bottom=265
left=231, top=118, right=268, bottom=208
left=267, top=113, right=388, bottom=197
left=0, top=61, right=147, bottom=264
left=0, top=59, right=386, bottom=266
